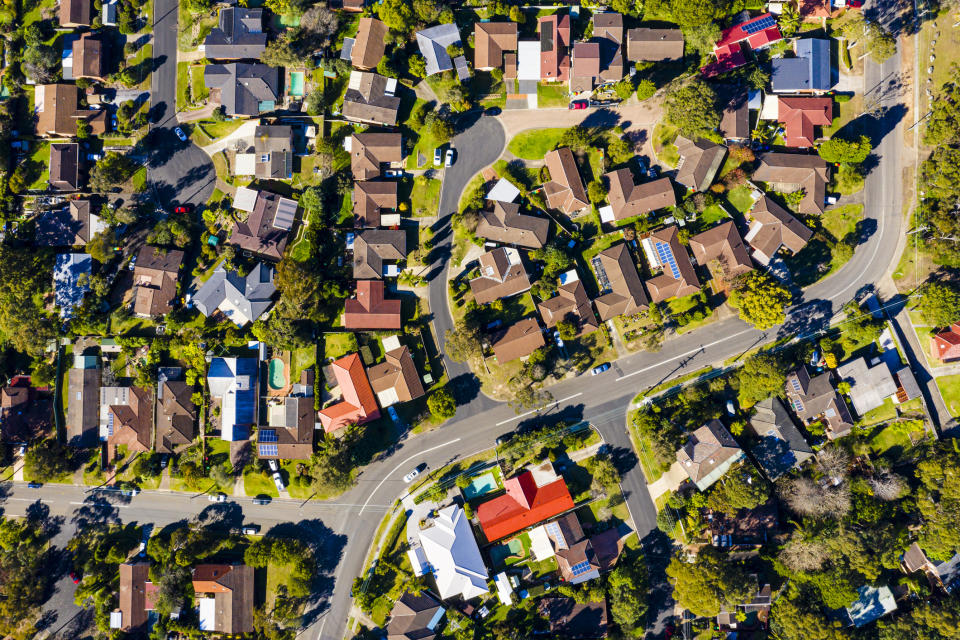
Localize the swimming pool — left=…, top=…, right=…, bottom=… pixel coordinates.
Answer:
left=461, top=471, right=498, bottom=500
left=489, top=537, right=524, bottom=567
left=268, top=358, right=286, bottom=390
left=289, top=72, right=305, bottom=97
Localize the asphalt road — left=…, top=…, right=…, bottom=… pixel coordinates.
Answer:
left=146, top=0, right=216, bottom=209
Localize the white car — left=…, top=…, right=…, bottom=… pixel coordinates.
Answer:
left=445, top=148, right=455, bottom=167
left=208, top=493, right=226, bottom=502
left=434, top=148, right=442, bottom=166
left=272, top=472, right=286, bottom=493
left=174, top=126, right=188, bottom=142
left=268, top=459, right=279, bottom=472
left=402, top=468, right=420, bottom=483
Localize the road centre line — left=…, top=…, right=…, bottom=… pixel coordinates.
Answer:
left=358, top=438, right=462, bottom=515
left=495, top=393, right=583, bottom=426
left=615, top=329, right=756, bottom=382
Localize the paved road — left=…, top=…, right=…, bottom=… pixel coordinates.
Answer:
left=147, top=0, right=215, bottom=209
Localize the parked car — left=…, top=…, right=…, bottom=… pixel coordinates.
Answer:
left=553, top=330, right=564, bottom=349
left=174, top=127, right=188, bottom=142
left=127, top=254, right=137, bottom=271
left=648, top=166, right=659, bottom=178
left=111, top=116, right=118, bottom=129
left=174, top=204, right=193, bottom=214
left=403, top=468, right=420, bottom=483
left=726, top=400, right=736, bottom=416
left=445, top=148, right=455, bottom=167
left=568, top=100, right=588, bottom=110
left=272, top=472, right=285, bottom=493
left=242, top=525, right=260, bottom=535
left=208, top=493, right=227, bottom=502
left=138, top=541, right=146, bottom=556
left=27, top=482, right=42, bottom=488
left=434, top=147, right=443, bottom=166
left=268, top=459, right=279, bottom=472
left=86, top=153, right=102, bottom=161
left=384, top=169, right=403, bottom=178
left=120, top=488, right=140, bottom=497
left=252, top=497, right=271, bottom=505
left=591, top=363, right=612, bottom=376
left=485, top=106, right=502, bottom=116
left=69, top=571, right=80, bottom=584
left=160, top=454, right=168, bottom=469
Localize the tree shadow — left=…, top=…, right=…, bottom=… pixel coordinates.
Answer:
left=776, top=297, right=835, bottom=342
left=70, top=494, right=121, bottom=529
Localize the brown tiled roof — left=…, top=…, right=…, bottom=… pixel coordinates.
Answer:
left=368, top=346, right=425, bottom=405
left=469, top=247, right=531, bottom=304
left=230, top=190, right=296, bottom=260
left=387, top=592, right=444, bottom=640
left=717, top=85, right=749, bottom=140
left=344, top=279, right=401, bottom=329
left=677, top=419, right=743, bottom=487
left=544, top=147, right=589, bottom=215
left=491, top=317, right=545, bottom=363
left=119, top=561, right=151, bottom=631
left=571, top=41, right=601, bottom=80
left=674, top=136, right=727, bottom=192
left=353, top=180, right=398, bottom=228
left=156, top=380, right=196, bottom=454
left=474, top=21, right=518, bottom=70
left=36, top=84, right=106, bottom=137
left=34, top=200, right=100, bottom=246
left=745, top=195, right=812, bottom=263
left=60, top=0, right=92, bottom=26
left=538, top=598, right=608, bottom=638
left=67, top=367, right=99, bottom=447
left=191, top=564, right=254, bottom=634
left=352, top=229, right=406, bottom=279
left=751, top=152, right=829, bottom=215
left=50, top=143, right=79, bottom=191
left=604, top=169, right=676, bottom=221
left=351, top=132, right=403, bottom=180
left=627, top=28, right=684, bottom=61
left=73, top=33, right=105, bottom=80
left=644, top=226, right=700, bottom=302
left=503, top=52, right=517, bottom=79
left=593, top=13, right=624, bottom=82
left=476, top=201, right=550, bottom=249
left=1, top=383, right=51, bottom=443
left=688, top=221, right=753, bottom=278
left=593, top=12, right=623, bottom=42
left=132, top=245, right=184, bottom=317
left=538, top=279, right=599, bottom=336
left=257, top=396, right=314, bottom=459
left=785, top=367, right=854, bottom=439
left=343, top=71, right=401, bottom=126
left=778, top=96, right=833, bottom=148
left=353, top=18, right=388, bottom=70
left=105, top=386, right=153, bottom=452
left=593, top=243, right=648, bottom=320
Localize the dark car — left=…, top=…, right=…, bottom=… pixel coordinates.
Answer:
left=174, top=204, right=193, bottom=214
left=69, top=571, right=80, bottom=584
left=252, top=496, right=272, bottom=505
left=568, top=100, right=588, bottom=110
left=27, top=482, right=42, bottom=488
left=485, top=106, right=502, bottom=116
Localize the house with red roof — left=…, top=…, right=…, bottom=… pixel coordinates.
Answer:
left=477, top=469, right=575, bottom=543
left=539, top=13, right=571, bottom=82
left=702, top=13, right=782, bottom=77
left=778, top=97, right=833, bottom=147
left=318, top=353, right=380, bottom=432
left=343, top=280, right=401, bottom=330
left=931, top=323, right=960, bottom=363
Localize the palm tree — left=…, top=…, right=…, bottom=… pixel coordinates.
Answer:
left=780, top=2, right=803, bottom=37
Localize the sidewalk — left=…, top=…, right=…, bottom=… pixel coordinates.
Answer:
left=567, top=442, right=604, bottom=463
left=647, top=461, right=688, bottom=503
left=201, top=120, right=259, bottom=155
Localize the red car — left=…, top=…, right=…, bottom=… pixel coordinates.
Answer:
left=174, top=204, right=193, bottom=214
left=848, top=0, right=863, bottom=6
left=568, top=100, right=588, bottom=110
left=69, top=571, right=80, bottom=584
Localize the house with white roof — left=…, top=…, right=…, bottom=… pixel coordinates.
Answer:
left=417, top=505, right=489, bottom=601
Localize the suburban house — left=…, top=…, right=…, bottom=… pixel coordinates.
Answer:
left=537, top=274, right=599, bottom=336
left=349, top=132, right=403, bottom=180
left=318, top=353, right=380, bottom=432
left=778, top=96, right=833, bottom=147
left=34, top=200, right=104, bottom=246
left=490, top=317, right=546, bottom=363
left=688, top=221, right=754, bottom=280
left=349, top=17, right=387, bottom=70
left=744, top=195, right=813, bottom=264
left=367, top=340, right=426, bottom=407
left=50, top=143, right=80, bottom=191
left=35, top=84, right=107, bottom=137
left=60, top=0, right=93, bottom=27
left=386, top=592, right=445, bottom=640
left=716, top=579, right=773, bottom=631
left=677, top=419, right=745, bottom=491
left=591, top=12, right=624, bottom=82
left=752, top=152, right=829, bottom=215
left=0, top=379, right=51, bottom=443
left=709, top=504, right=778, bottom=549
left=477, top=466, right=575, bottom=542
left=117, top=562, right=150, bottom=631
left=67, top=354, right=99, bottom=447
left=593, top=243, right=649, bottom=320
left=130, top=246, right=183, bottom=317
left=703, top=13, right=782, bottom=77
left=641, top=226, right=701, bottom=302
left=626, top=27, right=683, bottom=62
left=203, top=7, right=267, bottom=59
left=235, top=125, right=294, bottom=180
left=415, top=505, right=488, bottom=601
left=416, top=24, right=464, bottom=76
left=343, top=71, right=401, bottom=126
left=544, top=513, right=601, bottom=584
left=352, top=229, right=406, bottom=279
left=474, top=21, right=517, bottom=71
left=717, top=85, right=749, bottom=142
left=475, top=200, right=550, bottom=249
left=747, top=397, right=814, bottom=479
left=836, top=356, right=922, bottom=416
left=204, top=63, right=280, bottom=116
left=257, top=396, right=314, bottom=459
left=343, top=279, right=402, bottom=330
left=353, top=180, right=398, bottom=228
left=155, top=378, right=196, bottom=454
left=602, top=169, right=676, bottom=223
left=900, top=543, right=960, bottom=593
left=54, top=252, right=91, bottom=318
left=539, top=13, right=571, bottom=82
left=193, top=262, right=276, bottom=326
left=72, top=33, right=105, bottom=81
left=674, top=136, right=726, bottom=192
left=543, top=148, right=589, bottom=215
left=772, top=38, right=831, bottom=93
left=570, top=42, right=601, bottom=94
left=191, top=565, right=254, bottom=633
left=844, top=585, right=898, bottom=628
left=487, top=177, right=521, bottom=204
left=100, top=385, right=153, bottom=454
left=931, top=323, right=960, bottom=362
left=207, top=357, right=258, bottom=441
left=230, top=187, right=297, bottom=261
left=469, top=247, right=531, bottom=305
left=537, top=599, right=608, bottom=639
left=785, top=366, right=855, bottom=439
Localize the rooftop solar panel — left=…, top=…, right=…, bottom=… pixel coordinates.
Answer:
left=655, top=241, right=681, bottom=280
left=571, top=561, right=592, bottom=575
left=259, top=444, right=278, bottom=456
left=259, top=428, right=278, bottom=443
left=743, top=15, right=776, bottom=34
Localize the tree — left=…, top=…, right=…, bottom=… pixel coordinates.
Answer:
left=377, top=0, right=414, bottom=32
left=607, top=560, right=648, bottom=634
left=613, top=77, right=635, bottom=100
left=737, top=352, right=787, bottom=407
left=670, top=0, right=715, bottom=28
left=23, top=43, right=59, bottom=83
left=76, top=119, right=91, bottom=139
left=86, top=229, right=117, bottom=264
left=636, top=78, right=656, bottom=100
left=780, top=477, right=850, bottom=519
left=770, top=590, right=846, bottom=640
left=423, top=112, right=454, bottom=145
left=89, top=152, right=136, bottom=192
left=587, top=180, right=606, bottom=205
left=427, top=387, right=457, bottom=420
left=918, top=281, right=960, bottom=327
left=666, top=547, right=752, bottom=617
left=305, top=86, right=327, bottom=116
left=915, top=443, right=960, bottom=559
left=0, top=247, right=55, bottom=358
left=924, top=81, right=960, bottom=146
left=818, top=135, right=872, bottom=164
left=508, top=384, right=553, bottom=414
left=408, top=54, right=427, bottom=78
left=508, top=5, right=525, bottom=22
left=556, top=319, right=578, bottom=341
left=728, top=271, right=791, bottom=330
left=779, top=2, right=802, bottom=36
left=664, top=79, right=720, bottom=138
left=683, top=22, right=721, bottom=56
left=445, top=320, right=482, bottom=362
left=261, top=36, right=309, bottom=68
left=747, top=66, right=770, bottom=90
left=705, top=463, right=770, bottom=515
left=23, top=439, right=73, bottom=482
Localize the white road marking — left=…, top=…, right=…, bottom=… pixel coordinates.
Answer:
left=615, top=329, right=755, bottom=381
left=69, top=501, right=129, bottom=508
left=358, top=438, right=462, bottom=516
left=494, top=393, right=583, bottom=426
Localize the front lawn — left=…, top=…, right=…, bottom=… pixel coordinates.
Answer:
left=937, top=374, right=960, bottom=417
left=506, top=127, right=566, bottom=160
left=822, top=203, right=863, bottom=243
left=323, top=332, right=358, bottom=360
left=198, top=118, right=244, bottom=141
left=26, top=140, right=51, bottom=190
left=244, top=466, right=279, bottom=497
left=537, top=83, right=570, bottom=108
left=410, top=176, right=442, bottom=217
left=176, top=61, right=190, bottom=111
left=653, top=123, right=680, bottom=168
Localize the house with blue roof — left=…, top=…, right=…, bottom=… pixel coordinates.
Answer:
left=54, top=253, right=91, bottom=319
left=772, top=38, right=831, bottom=93
left=207, top=358, right=258, bottom=441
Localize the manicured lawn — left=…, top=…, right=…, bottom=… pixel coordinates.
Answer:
left=726, top=185, right=756, bottom=213
left=582, top=230, right=624, bottom=263
left=507, top=127, right=567, bottom=160
left=291, top=346, right=316, bottom=382
left=653, top=123, right=679, bottom=168
left=324, top=332, right=358, bottom=360
left=823, top=92, right=864, bottom=138
left=667, top=293, right=701, bottom=315
left=410, top=177, right=442, bottom=217
left=868, top=419, right=926, bottom=455
left=701, top=203, right=729, bottom=226
left=859, top=397, right=897, bottom=426
left=938, top=374, right=960, bottom=417
left=26, top=140, right=51, bottom=190
left=198, top=118, right=244, bottom=141
left=537, top=83, right=570, bottom=108
left=131, top=167, right=147, bottom=192
left=176, top=61, right=190, bottom=112
left=244, top=467, right=279, bottom=497
left=822, top=204, right=863, bottom=242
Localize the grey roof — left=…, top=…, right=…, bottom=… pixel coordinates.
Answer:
left=203, top=8, right=267, bottom=59
left=205, top=63, right=279, bottom=116
left=836, top=357, right=898, bottom=416
left=54, top=253, right=91, bottom=318
left=747, top=397, right=813, bottom=479
left=416, top=24, right=462, bottom=76
left=252, top=125, right=293, bottom=179
left=772, top=38, right=830, bottom=92
left=193, top=262, right=276, bottom=326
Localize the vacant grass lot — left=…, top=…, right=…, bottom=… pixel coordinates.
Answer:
left=537, top=83, right=570, bottom=108
left=410, top=177, right=442, bottom=217
left=507, top=127, right=567, bottom=160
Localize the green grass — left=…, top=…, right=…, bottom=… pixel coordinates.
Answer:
left=459, top=174, right=486, bottom=214
left=582, top=230, right=624, bottom=263
left=244, top=467, right=279, bottom=497
left=324, top=332, right=358, bottom=360
left=859, top=397, right=897, bottom=426
left=199, top=118, right=245, bottom=140
left=507, top=127, right=567, bottom=160
left=822, top=204, right=863, bottom=242
left=937, top=374, right=960, bottom=417
left=822, top=92, right=864, bottom=138
left=176, top=61, right=190, bottom=112
left=131, top=167, right=147, bottom=192
left=726, top=185, right=755, bottom=213
left=868, top=419, right=926, bottom=455
left=700, top=204, right=729, bottom=226
left=291, top=346, right=316, bottom=382
left=410, top=177, right=442, bottom=217
left=653, top=123, right=680, bottom=168
left=26, top=141, right=51, bottom=190
left=537, top=83, right=570, bottom=108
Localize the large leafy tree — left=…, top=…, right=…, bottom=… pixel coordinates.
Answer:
left=666, top=547, right=753, bottom=617
left=705, top=463, right=771, bottom=515
left=664, top=79, right=720, bottom=138
left=770, top=589, right=847, bottom=640
left=737, top=352, right=787, bottom=407
left=915, top=442, right=960, bottom=560
left=607, top=559, right=648, bottom=635
left=729, top=271, right=792, bottom=330
left=918, top=281, right=960, bottom=327
left=670, top=0, right=715, bottom=28
left=818, top=135, right=872, bottom=164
